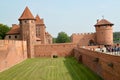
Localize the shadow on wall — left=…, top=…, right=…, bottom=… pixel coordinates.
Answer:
left=0, top=40, right=27, bottom=72
left=73, top=47, right=120, bottom=80
left=63, top=57, right=103, bottom=80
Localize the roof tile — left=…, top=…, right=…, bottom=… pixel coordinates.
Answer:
left=35, top=15, right=44, bottom=24
left=6, top=24, right=20, bottom=35
left=19, top=6, right=35, bottom=20
left=95, top=19, right=114, bottom=26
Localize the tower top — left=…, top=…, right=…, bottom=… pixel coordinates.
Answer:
left=35, top=15, right=44, bottom=25
left=94, top=19, right=114, bottom=27
left=19, top=6, right=35, bottom=20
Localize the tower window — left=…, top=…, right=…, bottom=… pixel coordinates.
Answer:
left=31, top=20, right=34, bottom=23
left=24, top=20, right=27, bottom=23
left=20, top=21, right=22, bottom=24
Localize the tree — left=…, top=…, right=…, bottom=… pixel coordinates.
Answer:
left=0, top=24, right=11, bottom=39
left=52, top=38, right=56, bottom=43
left=56, top=32, right=71, bottom=43
left=0, top=36, right=2, bottom=39
left=113, top=32, right=120, bottom=43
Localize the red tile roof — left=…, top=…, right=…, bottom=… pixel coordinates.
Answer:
left=19, top=6, right=35, bottom=20
left=95, top=19, right=114, bottom=26
left=35, top=15, right=44, bottom=25
left=6, top=24, right=20, bottom=35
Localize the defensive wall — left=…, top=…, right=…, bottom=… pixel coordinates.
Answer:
left=71, top=33, right=96, bottom=45
left=0, top=39, right=120, bottom=80
left=0, top=40, right=27, bottom=72
left=34, top=43, right=76, bottom=57
left=73, top=47, right=120, bottom=80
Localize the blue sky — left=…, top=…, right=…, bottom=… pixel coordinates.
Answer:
left=0, top=0, right=120, bottom=37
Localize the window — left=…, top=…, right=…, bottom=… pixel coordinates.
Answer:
left=31, top=20, right=34, bottom=23
left=24, top=20, right=27, bottom=23
left=15, top=35, right=17, bottom=39
left=9, top=36, right=11, bottom=39
left=98, top=26, right=100, bottom=28
left=20, top=21, right=22, bottom=24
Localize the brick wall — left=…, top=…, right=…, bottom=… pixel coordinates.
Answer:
left=34, top=43, right=76, bottom=57
left=74, top=48, right=120, bottom=80
left=5, top=34, right=20, bottom=40
left=71, top=33, right=96, bottom=46
left=0, top=40, right=27, bottom=72
left=0, top=39, right=119, bottom=80
left=95, top=26, right=113, bottom=45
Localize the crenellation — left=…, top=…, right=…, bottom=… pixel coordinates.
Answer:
left=72, top=32, right=95, bottom=36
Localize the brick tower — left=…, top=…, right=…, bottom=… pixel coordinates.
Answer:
left=35, top=15, right=46, bottom=44
left=94, top=19, right=114, bottom=45
left=19, top=7, right=36, bottom=58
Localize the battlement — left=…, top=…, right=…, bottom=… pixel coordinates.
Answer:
left=71, top=32, right=96, bottom=45
left=72, top=32, right=95, bottom=36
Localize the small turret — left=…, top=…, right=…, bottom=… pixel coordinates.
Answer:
left=94, top=19, right=114, bottom=45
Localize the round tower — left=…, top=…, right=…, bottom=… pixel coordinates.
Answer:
left=19, top=7, right=36, bottom=58
left=94, top=19, right=114, bottom=45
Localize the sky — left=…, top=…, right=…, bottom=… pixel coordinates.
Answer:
left=0, top=0, right=120, bottom=37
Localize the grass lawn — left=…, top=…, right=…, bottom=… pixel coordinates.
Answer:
left=0, top=57, right=103, bottom=80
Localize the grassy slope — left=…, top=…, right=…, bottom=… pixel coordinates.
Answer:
left=0, top=57, right=103, bottom=80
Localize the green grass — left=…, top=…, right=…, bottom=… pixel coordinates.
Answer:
left=0, top=57, right=103, bottom=80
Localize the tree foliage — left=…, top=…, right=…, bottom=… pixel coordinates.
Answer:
left=52, top=38, right=56, bottom=43
left=0, top=24, right=11, bottom=39
left=56, top=32, right=71, bottom=43
left=113, top=32, right=120, bottom=43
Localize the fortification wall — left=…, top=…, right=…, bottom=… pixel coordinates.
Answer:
left=34, top=43, right=76, bottom=57
left=0, top=40, right=27, bottom=72
left=71, top=33, right=96, bottom=46
left=74, top=48, right=120, bottom=80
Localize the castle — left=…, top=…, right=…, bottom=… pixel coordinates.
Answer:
left=5, top=7, right=52, bottom=44
left=5, top=7, right=52, bottom=57
left=5, top=7, right=114, bottom=47
left=0, top=7, right=120, bottom=80
left=4, top=6, right=114, bottom=57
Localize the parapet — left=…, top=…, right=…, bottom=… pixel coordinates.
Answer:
left=72, top=32, right=95, bottom=36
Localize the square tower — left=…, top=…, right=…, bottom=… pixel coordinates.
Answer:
left=19, top=7, right=36, bottom=58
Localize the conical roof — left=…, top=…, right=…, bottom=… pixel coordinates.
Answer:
left=19, top=7, right=35, bottom=20
left=35, top=15, right=44, bottom=24
left=94, top=19, right=114, bottom=26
